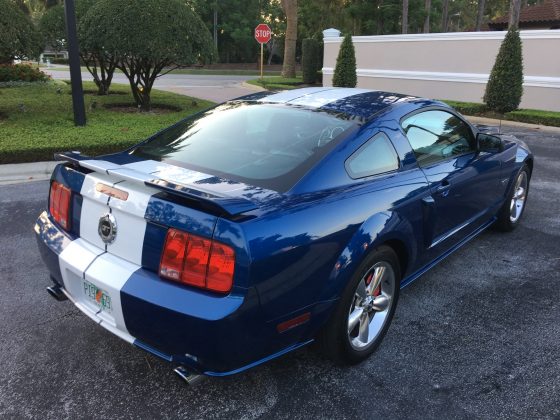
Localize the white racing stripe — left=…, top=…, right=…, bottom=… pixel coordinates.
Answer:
left=79, top=171, right=124, bottom=250
left=105, top=180, right=156, bottom=266
left=58, top=169, right=159, bottom=345
left=81, top=252, right=140, bottom=343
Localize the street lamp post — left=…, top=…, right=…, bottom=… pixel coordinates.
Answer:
left=64, top=0, right=86, bottom=126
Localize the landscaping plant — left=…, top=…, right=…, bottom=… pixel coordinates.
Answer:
left=0, top=0, right=42, bottom=64
left=302, top=38, right=321, bottom=84
left=332, top=33, right=357, bottom=88
left=484, top=28, right=523, bottom=113
left=82, top=0, right=214, bottom=111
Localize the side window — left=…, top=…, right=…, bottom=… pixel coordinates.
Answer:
left=401, top=110, right=475, bottom=167
left=346, top=132, right=399, bottom=179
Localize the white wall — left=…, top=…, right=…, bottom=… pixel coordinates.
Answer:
left=323, top=30, right=560, bottom=112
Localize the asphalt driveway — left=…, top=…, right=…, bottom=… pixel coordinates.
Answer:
left=1, top=124, right=559, bottom=419
left=44, top=68, right=257, bottom=103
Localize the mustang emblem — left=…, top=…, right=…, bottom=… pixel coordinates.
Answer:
left=98, top=213, right=117, bottom=244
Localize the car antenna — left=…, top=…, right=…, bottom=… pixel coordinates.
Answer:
left=498, top=117, right=502, bottom=134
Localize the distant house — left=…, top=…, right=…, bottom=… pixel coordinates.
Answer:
left=488, top=0, right=560, bottom=30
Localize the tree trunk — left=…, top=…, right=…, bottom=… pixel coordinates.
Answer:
left=509, top=0, right=522, bottom=29
left=441, top=0, right=449, bottom=32
left=402, top=0, right=408, bottom=34
left=475, top=0, right=486, bottom=31
left=280, top=0, right=298, bottom=79
left=423, top=0, right=431, bottom=33
left=377, top=0, right=384, bottom=35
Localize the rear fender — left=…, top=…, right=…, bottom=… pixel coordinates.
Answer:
left=318, top=211, right=415, bottom=304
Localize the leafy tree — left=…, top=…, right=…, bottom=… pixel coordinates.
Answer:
left=484, top=28, right=523, bottom=113
left=38, top=4, right=65, bottom=56
left=0, top=0, right=42, bottom=64
left=82, top=0, right=214, bottom=111
left=332, top=33, right=357, bottom=88
left=39, top=0, right=116, bottom=95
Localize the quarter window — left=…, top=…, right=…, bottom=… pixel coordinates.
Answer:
left=345, top=132, right=399, bottom=179
left=401, top=110, right=475, bottom=167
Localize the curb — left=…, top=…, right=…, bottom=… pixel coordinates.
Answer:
left=465, top=115, right=560, bottom=134
left=0, top=117, right=558, bottom=186
left=0, top=161, right=57, bottom=185
left=240, top=81, right=266, bottom=91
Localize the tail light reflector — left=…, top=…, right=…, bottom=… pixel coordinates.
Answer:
left=49, top=181, right=71, bottom=230
left=159, top=228, right=235, bottom=293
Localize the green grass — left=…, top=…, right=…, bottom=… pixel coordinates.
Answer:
left=247, top=76, right=306, bottom=91
left=442, top=100, right=560, bottom=127
left=45, top=66, right=286, bottom=76
left=0, top=81, right=214, bottom=164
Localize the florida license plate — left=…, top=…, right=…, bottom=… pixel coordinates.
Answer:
left=83, top=279, right=112, bottom=312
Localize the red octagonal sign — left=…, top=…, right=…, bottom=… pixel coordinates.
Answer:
left=255, top=23, right=272, bottom=44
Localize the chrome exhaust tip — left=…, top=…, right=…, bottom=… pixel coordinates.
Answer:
left=173, top=366, right=204, bottom=386
left=47, top=285, right=67, bottom=301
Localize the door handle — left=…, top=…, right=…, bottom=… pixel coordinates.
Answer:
left=436, top=181, right=451, bottom=196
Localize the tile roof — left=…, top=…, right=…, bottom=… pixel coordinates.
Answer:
left=491, top=0, right=560, bottom=25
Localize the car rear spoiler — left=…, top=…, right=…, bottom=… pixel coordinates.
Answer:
left=54, top=152, right=259, bottom=216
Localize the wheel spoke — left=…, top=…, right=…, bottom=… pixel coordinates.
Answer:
left=356, top=279, right=367, bottom=301
left=371, top=295, right=390, bottom=312
left=358, top=312, right=370, bottom=343
left=367, top=266, right=385, bottom=295
left=348, top=306, right=364, bottom=333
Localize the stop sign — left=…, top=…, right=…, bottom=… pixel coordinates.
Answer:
left=254, top=24, right=272, bottom=44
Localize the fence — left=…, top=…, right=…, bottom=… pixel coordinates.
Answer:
left=322, top=29, right=560, bottom=112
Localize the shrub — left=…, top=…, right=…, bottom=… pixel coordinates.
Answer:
left=302, top=38, right=321, bottom=84
left=0, top=0, right=42, bottom=63
left=0, top=64, right=50, bottom=82
left=332, top=33, right=357, bottom=88
left=82, top=0, right=215, bottom=110
left=484, top=28, right=523, bottom=113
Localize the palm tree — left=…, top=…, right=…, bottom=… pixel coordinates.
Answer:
left=402, top=0, right=408, bottom=34
left=509, top=0, right=522, bottom=28
left=441, top=0, right=449, bottom=32
left=475, top=0, right=486, bottom=31
left=423, top=0, right=431, bottom=33
left=280, top=0, right=297, bottom=78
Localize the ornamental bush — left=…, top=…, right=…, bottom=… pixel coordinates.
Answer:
left=302, top=38, right=321, bottom=84
left=332, top=33, right=357, bottom=88
left=484, top=28, right=524, bottom=113
left=0, top=0, right=42, bottom=64
left=82, top=0, right=215, bottom=110
left=0, top=64, right=50, bottom=82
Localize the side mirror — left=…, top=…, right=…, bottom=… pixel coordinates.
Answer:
left=477, top=133, right=503, bottom=153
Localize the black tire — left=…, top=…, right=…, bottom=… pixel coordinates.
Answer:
left=319, top=245, right=400, bottom=365
left=494, top=164, right=531, bottom=232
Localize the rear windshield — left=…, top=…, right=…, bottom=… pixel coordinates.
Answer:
left=130, top=102, right=358, bottom=192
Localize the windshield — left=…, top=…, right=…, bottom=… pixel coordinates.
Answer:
left=130, top=102, right=358, bottom=192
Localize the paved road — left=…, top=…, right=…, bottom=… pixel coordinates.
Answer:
left=1, top=125, right=559, bottom=419
left=45, top=68, right=257, bottom=103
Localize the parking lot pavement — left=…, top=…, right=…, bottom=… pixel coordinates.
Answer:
left=1, top=125, right=559, bottom=419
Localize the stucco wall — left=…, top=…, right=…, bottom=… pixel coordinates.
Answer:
left=323, top=30, right=560, bottom=112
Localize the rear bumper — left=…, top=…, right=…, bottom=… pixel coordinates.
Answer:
left=34, top=211, right=304, bottom=375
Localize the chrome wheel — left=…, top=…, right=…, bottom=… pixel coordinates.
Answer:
left=510, top=171, right=528, bottom=223
left=347, top=262, right=395, bottom=350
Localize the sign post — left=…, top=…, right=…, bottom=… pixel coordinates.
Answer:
left=254, top=23, right=272, bottom=81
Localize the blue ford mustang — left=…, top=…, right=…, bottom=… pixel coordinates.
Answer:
left=35, top=87, right=533, bottom=381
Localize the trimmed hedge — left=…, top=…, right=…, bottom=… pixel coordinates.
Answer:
left=0, top=64, right=50, bottom=82
left=302, top=38, right=321, bottom=84
left=484, top=28, right=524, bottom=113
left=332, top=33, right=357, bottom=88
left=505, top=109, right=560, bottom=127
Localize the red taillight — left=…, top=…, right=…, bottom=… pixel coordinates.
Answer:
left=159, top=228, right=235, bottom=293
left=49, top=181, right=71, bottom=230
